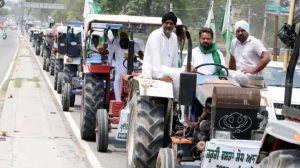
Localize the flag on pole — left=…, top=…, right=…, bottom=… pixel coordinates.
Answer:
left=219, top=0, right=233, bottom=50
left=83, top=0, right=102, bottom=18
left=205, top=0, right=216, bottom=42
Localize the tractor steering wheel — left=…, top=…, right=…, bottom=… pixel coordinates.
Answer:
left=194, top=63, right=229, bottom=76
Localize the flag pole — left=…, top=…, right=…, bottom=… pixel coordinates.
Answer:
left=225, top=26, right=230, bottom=67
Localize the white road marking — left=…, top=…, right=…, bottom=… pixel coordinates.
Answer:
left=0, top=33, right=20, bottom=89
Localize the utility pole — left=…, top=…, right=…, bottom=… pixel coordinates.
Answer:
left=261, top=11, right=267, bottom=45
left=248, top=7, right=251, bottom=25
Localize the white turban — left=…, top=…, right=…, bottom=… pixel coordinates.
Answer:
left=234, top=20, right=249, bottom=33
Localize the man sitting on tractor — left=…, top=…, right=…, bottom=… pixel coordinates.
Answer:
left=142, top=12, right=179, bottom=83
left=180, top=27, right=226, bottom=126
left=229, top=20, right=271, bottom=86
left=141, top=12, right=182, bottom=99
left=181, top=27, right=226, bottom=74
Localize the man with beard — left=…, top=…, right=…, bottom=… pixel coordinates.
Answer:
left=229, top=20, right=271, bottom=75
left=108, top=31, right=143, bottom=101
left=181, top=27, right=226, bottom=75
left=142, top=12, right=179, bottom=83
left=179, top=27, right=225, bottom=126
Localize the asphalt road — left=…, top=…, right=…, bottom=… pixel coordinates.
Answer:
left=0, top=29, right=18, bottom=84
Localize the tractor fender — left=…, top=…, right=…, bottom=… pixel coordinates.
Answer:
left=132, top=77, right=174, bottom=99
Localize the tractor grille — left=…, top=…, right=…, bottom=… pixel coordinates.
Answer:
left=273, top=103, right=300, bottom=110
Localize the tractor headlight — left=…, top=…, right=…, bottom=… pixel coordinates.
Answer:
left=214, top=130, right=231, bottom=139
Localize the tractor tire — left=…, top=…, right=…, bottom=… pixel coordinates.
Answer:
left=50, top=57, right=55, bottom=76
left=63, top=64, right=77, bottom=106
left=127, top=90, right=166, bottom=168
left=43, top=57, right=46, bottom=70
left=62, top=83, right=71, bottom=111
left=57, top=72, right=63, bottom=94
left=63, top=64, right=77, bottom=84
left=54, top=73, right=58, bottom=90
left=54, top=59, right=63, bottom=90
left=45, top=58, right=50, bottom=72
left=35, top=46, right=40, bottom=55
left=156, top=148, right=177, bottom=168
left=259, top=149, right=300, bottom=168
left=80, top=74, right=105, bottom=141
left=96, top=109, right=108, bottom=152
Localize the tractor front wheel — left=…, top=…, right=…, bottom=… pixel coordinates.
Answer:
left=80, top=74, right=105, bottom=141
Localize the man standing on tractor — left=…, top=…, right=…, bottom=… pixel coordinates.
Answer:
left=181, top=27, right=226, bottom=74
left=229, top=20, right=271, bottom=75
left=141, top=12, right=179, bottom=83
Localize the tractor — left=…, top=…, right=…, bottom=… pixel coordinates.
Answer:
left=53, top=26, right=67, bottom=94
left=80, top=14, right=165, bottom=153
left=42, top=27, right=54, bottom=72
left=61, top=22, right=84, bottom=111
left=35, top=30, right=43, bottom=55
left=126, top=27, right=269, bottom=168
left=256, top=15, right=300, bottom=168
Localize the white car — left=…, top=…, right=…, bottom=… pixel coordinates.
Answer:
left=262, top=61, right=300, bottom=120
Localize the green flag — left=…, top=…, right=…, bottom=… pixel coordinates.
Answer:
left=83, top=0, right=102, bottom=18
left=219, top=0, right=233, bottom=50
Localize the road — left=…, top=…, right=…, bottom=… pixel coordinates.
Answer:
left=0, top=29, right=18, bottom=84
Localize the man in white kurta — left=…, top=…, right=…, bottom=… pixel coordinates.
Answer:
left=108, top=32, right=143, bottom=101
left=142, top=12, right=180, bottom=95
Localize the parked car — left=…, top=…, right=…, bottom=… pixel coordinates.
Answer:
left=262, top=61, right=300, bottom=120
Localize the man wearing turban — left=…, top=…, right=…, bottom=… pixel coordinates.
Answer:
left=141, top=12, right=179, bottom=83
left=229, top=20, right=271, bottom=75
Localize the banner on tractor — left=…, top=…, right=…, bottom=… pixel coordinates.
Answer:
left=201, top=139, right=261, bottom=168
left=116, top=108, right=129, bottom=141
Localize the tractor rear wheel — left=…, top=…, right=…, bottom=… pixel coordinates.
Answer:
left=156, top=148, right=177, bottom=168
left=80, top=73, right=105, bottom=141
left=127, top=90, right=166, bottom=168
left=96, top=109, right=108, bottom=152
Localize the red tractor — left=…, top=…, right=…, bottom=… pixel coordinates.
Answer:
left=80, top=14, right=162, bottom=152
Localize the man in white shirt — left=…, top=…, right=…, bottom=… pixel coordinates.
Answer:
left=229, top=20, right=271, bottom=75
left=108, top=32, right=143, bottom=101
left=182, top=27, right=226, bottom=75
left=142, top=12, right=179, bottom=83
